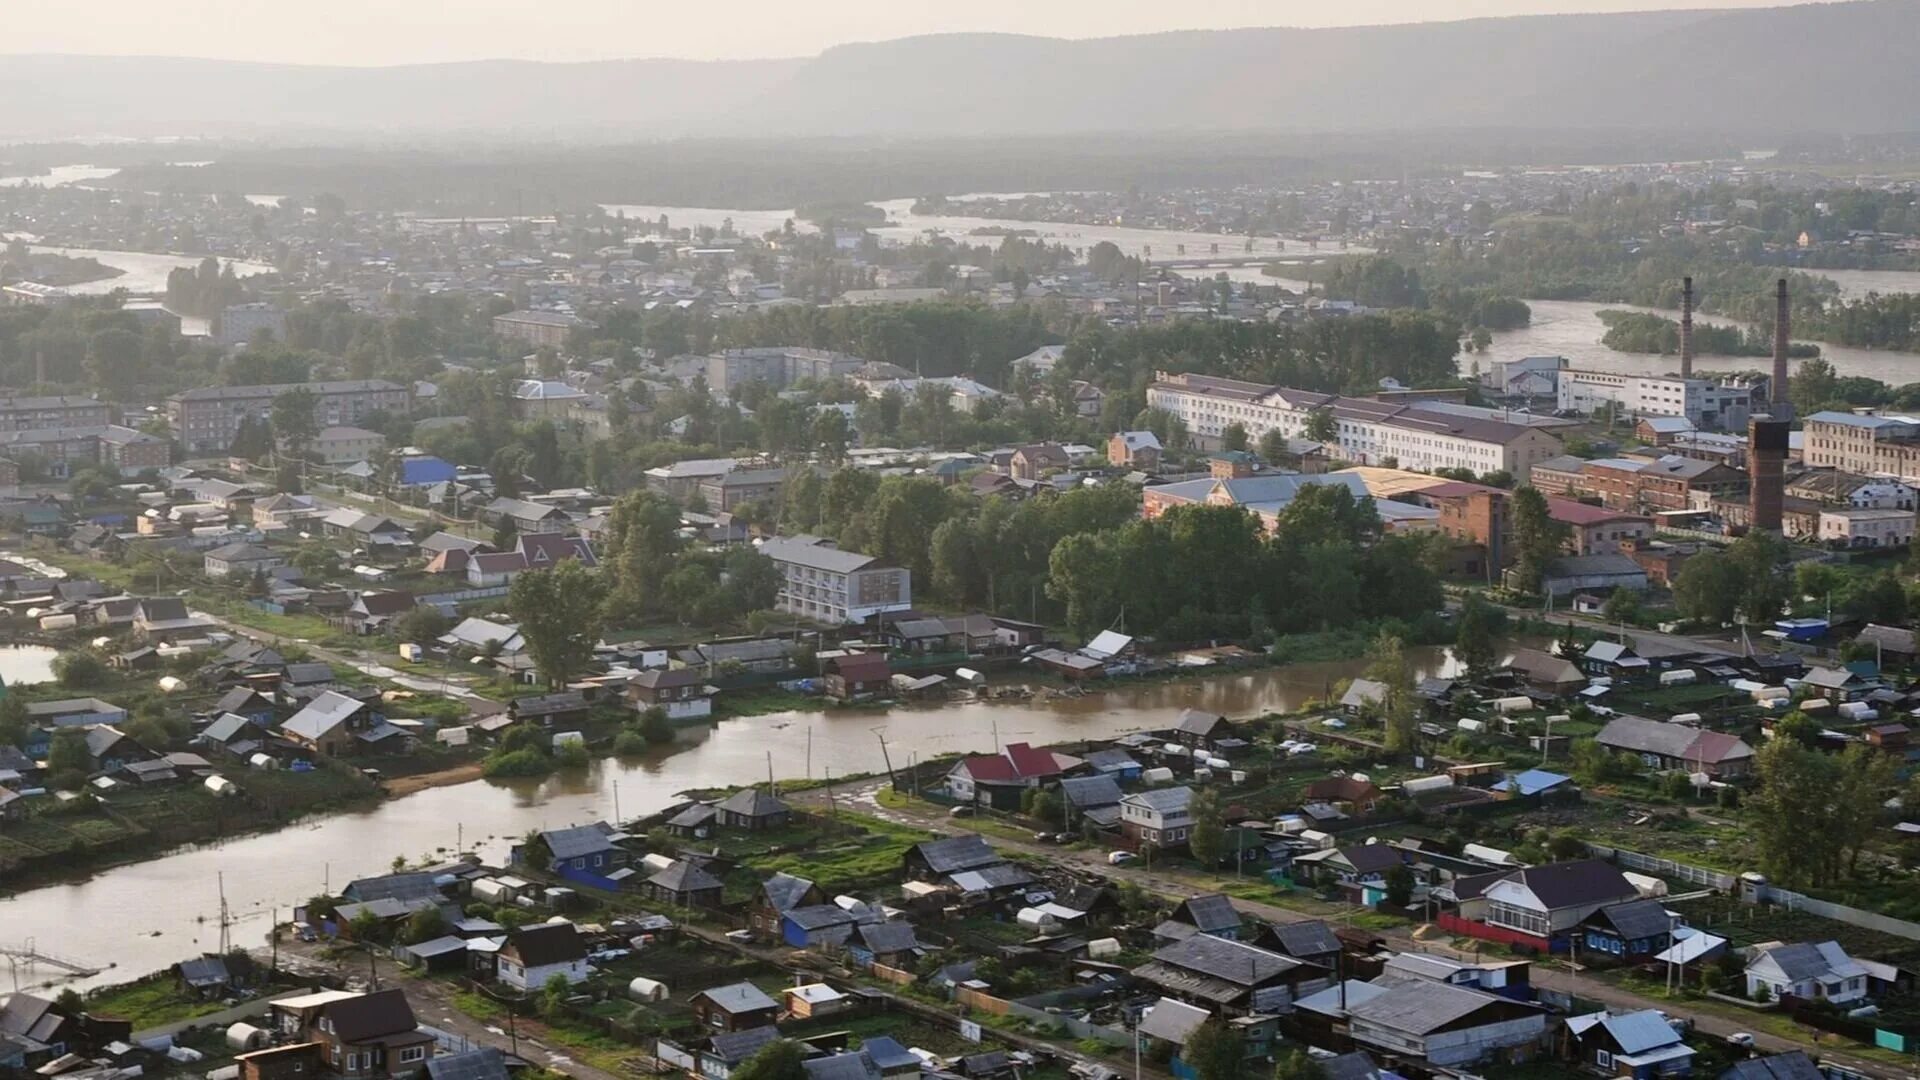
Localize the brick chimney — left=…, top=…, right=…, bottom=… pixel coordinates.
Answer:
left=1771, top=278, right=1792, bottom=420
left=1679, top=276, right=1694, bottom=380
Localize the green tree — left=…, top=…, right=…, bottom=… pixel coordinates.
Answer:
left=393, top=605, right=452, bottom=644
left=599, top=490, right=684, bottom=621
left=1671, top=551, right=1742, bottom=626
left=507, top=560, right=606, bottom=689
left=1600, top=587, right=1641, bottom=625
left=1726, top=530, right=1789, bottom=624
left=53, top=651, right=108, bottom=688
left=271, top=387, right=319, bottom=458
left=1273, top=1049, right=1327, bottom=1080
left=1179, top=1021, right=1245, bottom=1080
left=1303, top=408, right=1338, bottom=444
left=1383, top=862, right=1415, bottom=907
left=0, top=694, right=28, bottom=749
left=731, top=1041, right=809, bottom=1080
left=1221, top=423, right=1249, bottom=452
left=1187, top=788, right=1226, bottom=867
left=1772, top=711, right=1820, bottom=749
left=1366, top=631, right=1417, bottom=753
left=402, top=907, right=448, bottom=945
left=1452, top=593, right=1499, bottom=677
left=1508, top=486, right=1568, bottom=595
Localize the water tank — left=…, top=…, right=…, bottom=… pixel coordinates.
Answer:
left=627, top=977, right=669, bottom=1003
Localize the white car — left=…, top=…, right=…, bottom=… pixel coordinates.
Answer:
left=1287, top=743, right=1317, bottom=756
left=1322, top=717, right=1347, bottom=729
left=1725, top=1033, right=1755, bottom=1049
left=1107, top=851, right=1138, bottom=866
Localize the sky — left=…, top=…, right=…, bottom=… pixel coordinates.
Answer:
left=7, top=0, right=1807, bottom=64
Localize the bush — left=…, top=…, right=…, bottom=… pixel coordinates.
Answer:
left=53, top=651, right=109, bottom=688
left=612, top=729, right=652, bottom=756
left=553, top=742, right=590, bottom=770
left=483, top=749, right=552, bottom=778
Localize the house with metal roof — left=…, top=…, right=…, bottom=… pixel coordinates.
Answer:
left=1152, top=893, right=1243, bottom=942
left=1565, top=1009, right=1692, bottom=1080
left=1130, top=934, right=1326, bottom=1013
left=1120, top=786, right=1195, bottom=851
left=1744, top=940, right=1869, bottom=1005
left=280, top=690, right=384, bottom=757
left=520, top=822, right=632, bottom=889
left=1343, top=979, right=1549, bottom=1069
left=1476, top=859, right=1640, bottom=948
left=1580, top=898, right=1678, bottom=960
left=690, top=983, right=780, bottom=1033
left=944, top=741, right=1080, bottom=810
left=1595, top=716, right=1754, bottom=779
left=903, top=834, right=1003, bottom=880
left=714, top=787, right=792, bottom=831
left=1058, top=774, right=1125, bottom=828
left=643, top=859, right=725, bottom=909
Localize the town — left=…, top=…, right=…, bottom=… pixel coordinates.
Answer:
left=11, top=4, right=1920, bottom=1080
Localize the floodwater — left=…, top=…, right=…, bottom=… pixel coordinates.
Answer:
left=596, top=197, right=1372, bottom=264
left=0, top=165, right=122, bottom=189
left=0, top=648, right=1475, bottom=989
left=4, top=239, right=272, bottom=297
left=0, top=645, right=60, bottom=687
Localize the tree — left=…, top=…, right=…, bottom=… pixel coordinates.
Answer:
left=1600, top=587, right=1641, bottom=625
left=1273, top=1050, right=1327, bottom=1080
left=403, top=907, right=448, bottom=945
left=393, top=605, right=452, bottom=644
left=53, top=651, right=107, bottom=689
left=1187, top=788, right=1226, bottom=867
left=1303, top=408, right=1338, bottom=444
left=1221, top=423, right=1249, bottom=452
left=600, top=490, right=684, bottom=621
left=730, top=1040, right=808, bottom=1080
left=1772, top=711, right=1820, bottom=749
left=271, top=387, right=319, bottom=458
left=1671, top=551, right=1742, bottom=626
left=48, top=728, right=91, bottom=787
left=292, top=542, right=340, bottom=580
left=492, top=516, right=518, bottom=552
left=1508, top=486, right=1568, bottom=595
left=0, top=694, right=28, bottom=749
left=507, top=560, right=606, bottom=689
left=1257, top=427, right=1292, bottom=465
left=1179, top=1021, right=1245, bottom=1080
left=1366, top=632, right=1417, bottom=753
left=1383, top=863, right=1415, bottom=908
left=1452, top=593, right=1498, bottom=677
left=1726, top=530, right=1789, bottom=625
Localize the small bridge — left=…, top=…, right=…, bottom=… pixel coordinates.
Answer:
left=0, top=940, right=102, bottom=977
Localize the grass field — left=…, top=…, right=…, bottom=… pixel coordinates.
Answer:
left=84, top=975, right=243, bottom=1029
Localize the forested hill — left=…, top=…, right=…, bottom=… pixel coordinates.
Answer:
left=6, top=1, right=1919, bottom=140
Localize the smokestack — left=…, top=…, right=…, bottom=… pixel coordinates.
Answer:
left=1772, top=278, right=1792, bottom=419
left=1748, top=416, right=1788, bottom=534
left=1679, top=276, right=1694, bottom=380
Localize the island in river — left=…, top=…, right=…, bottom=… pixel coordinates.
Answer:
left=0, top=245, right=125, bottom=288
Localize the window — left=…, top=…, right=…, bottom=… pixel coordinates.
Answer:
left=400, top=1047, right=427, bottom=1064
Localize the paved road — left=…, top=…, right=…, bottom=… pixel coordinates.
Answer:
left=811, top=783, right=1912, bottom=1079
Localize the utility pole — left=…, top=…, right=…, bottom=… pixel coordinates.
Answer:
left=612, top=780, right=621, bottom=825
left=872, top=727, right=897, bottom=792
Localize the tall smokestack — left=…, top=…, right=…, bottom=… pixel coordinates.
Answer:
left=1749, top=416, right=1788, bottom=534
left=1679, top=276, right=1694, bottom=380
left=1772, top=278, right=1792, bottom=419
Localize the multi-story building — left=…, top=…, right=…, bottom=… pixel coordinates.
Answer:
left=492, top=310, right=589, bottom=349
left=758, top=535, right=911, bottom=624
left=704, top=347, right=867, bottom=396
left=167, top=381, right=411, bottom=455
left=1145, top=372, right=1563, bottom=476
left=1787, top=470, right=1918, bottom=509
left=1545, top=498, right=1654, bottom=555
left=1554, top=369, right=1758, bottom=433
left=0, top=396, right=110, bottom=432
left=311, top=426, right=386, bottom=465
left=1819, top=508, right=1915, bottom=549
left=1801, top=411, right=1920, bottom=484
left=0, top=425, right=170, bottom=476
left=215, top=303, right=289, bottom=347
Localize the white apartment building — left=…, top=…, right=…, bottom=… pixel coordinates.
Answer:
left=1145, top=372, right=1562, bottom=476
left=758, top=534, right=912, bottom=624
left=1554, top=369, right=1756, bottom=433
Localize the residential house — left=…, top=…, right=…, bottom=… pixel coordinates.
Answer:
left=1296, top=844, right=1412, bottom=900
left=1343, top=980, right=1549, bottom=1069
left=824, top=653, right=892, bottom=702
left=496, top=924, right=590, bottom=992
left=510, top=691, right=591, bottom=729
left=714, top=787, right=792, bottom=831
left=699, top=1027, right=782, bottom=1080
left=944, top=741, right=1077, bottom=810
left=903, top=834, right=1003, bottom=882
left=1505, top=648, right=1587, bottom=695
left=213, top=686, right=277, bottom=727
left=1131, top=934, right=1328, bottom=1014
left=307, top=989, right=435, bottom=1079
left=86, top=725, right=153, bottom=772
left=645, top=859, right=725, bottom=908
left=204, top=542, right=286, bottom=580
left=1547, top=499, right=1656, bottom=557
left=1058, top=774, right=1125, bottom=829
left=1156, top=894, right=1245, bottom=941
left=423, top=1048, right=510, bottom=1080
left=1260, top=921, right=1344, bottom=969
left=852, top=921, right=921, bottom=967
left=752, top=872, right=824, bottom=939
left=483, top=497, right=572, bottom=534
left=528, top=823, right=632, bottom=888
left=174, top=954, right=235, bottom=998
left=628, top=668, right=716, bottom=721
left=1009, top=444, right=1069, bottom=481
left=778, top=904, right=864, bottom=949
left=1108, top=431, right=1163, bottom=470
left=320, top=509, right=415, bottom=552
left=339, top=591, right=416, bottom=636
left=1477, top=859, right=1640, bottom=948
left=759, top=535, right=911, bottom=624
left=1744, top=941, right=1869, bottom=1005
left=1304, top=776, right=1383, bottom=816
left=1581, top=898, right=1678, bottom=961
left=1083, top=747, right=1143, bottom=782
left=1720, top=1052, right=1824, bottom=1080
left=281, top=691, right=396, bottom=757
left=691, top=983, right=781, bottom=1033
left=1120, top=786, right=1195, bottom=851
left=1172, top=709, right=1239, bottom=753
left=1595, top=717, right=1754, bottom=779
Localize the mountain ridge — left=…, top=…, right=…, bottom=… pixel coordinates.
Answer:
left=1, top=1, right=1914, bottom=139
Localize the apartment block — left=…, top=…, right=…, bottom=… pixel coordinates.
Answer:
left=1145, top=372, right=1563, bottom=476
left=492, top=310, right=590, bottom=349
left=1801, top=411, right=1920, bottom=484
left=0, top=425, right=170, bottom=476
left=0, top=396, right=111, bottom=432
left=758, top=535, right=911, bottom=624
left=168, top=381, right=411, bottom=455
left=703, top=347, right=866, bottom=396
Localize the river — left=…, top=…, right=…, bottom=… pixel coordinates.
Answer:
left=0, top=645, right=59, bottom=687
left=0, top=648, right=1478, bottom=989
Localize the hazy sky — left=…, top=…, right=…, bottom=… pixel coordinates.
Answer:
left=8, top=0, right=1803, bottom=64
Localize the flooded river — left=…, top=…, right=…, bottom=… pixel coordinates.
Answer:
left=0, top=649, right=1474, bottom=989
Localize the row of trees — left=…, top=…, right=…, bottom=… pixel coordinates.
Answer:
left=597, top=490, right=783, bottom=627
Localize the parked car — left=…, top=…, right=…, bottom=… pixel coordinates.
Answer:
left=725, top=929, right=754, bottom=943
left=949, top=805, right=975, bottom=817
left=1725, top=1034, right=1755, bottom=1049
left=1107, top=851, right=1138, bottom=865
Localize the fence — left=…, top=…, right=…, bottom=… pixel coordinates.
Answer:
left=1436, top=912, right=1558, bottom=953
left=1757, top=885, right=1920, bottom=943
left=1004, top=1000, right=1131, bottom=1047
left=1584, top=843, right=1739, bottom=892
left=869, top=962, right=917, bottom=986
left=954, top=985, right=1013, bottom=1016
